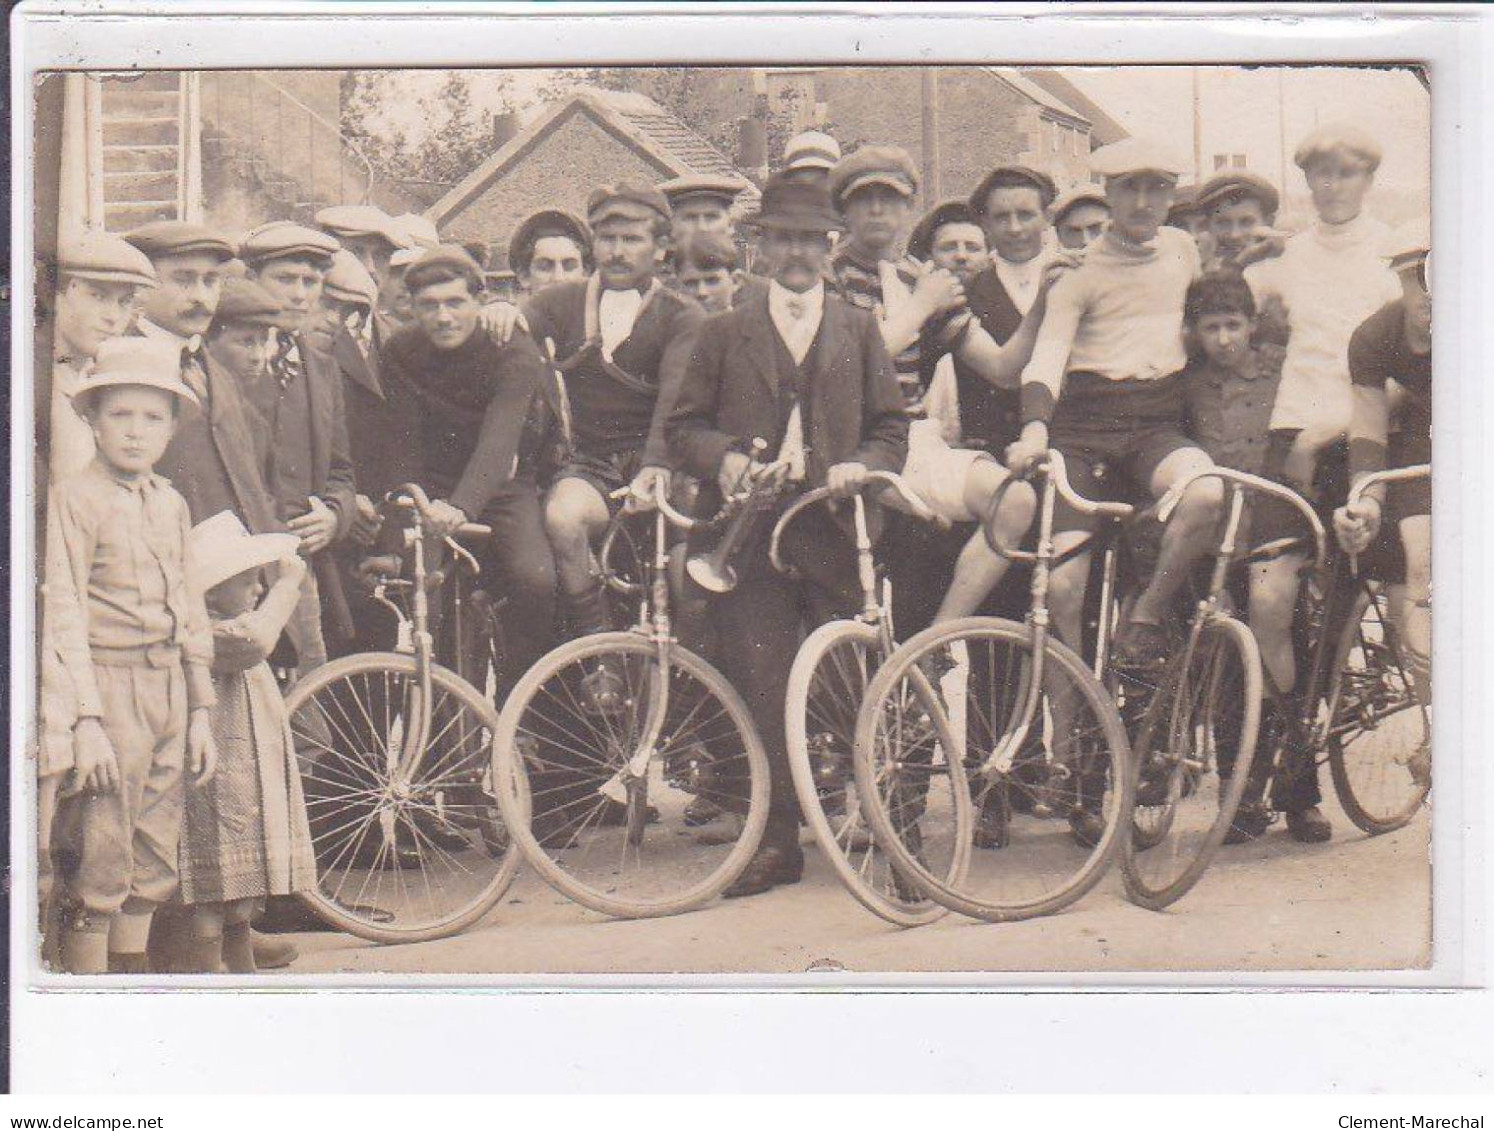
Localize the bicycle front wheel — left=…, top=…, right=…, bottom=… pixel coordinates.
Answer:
left=855, top=617, right=1128, bottom=924
left=1328, top=585, right=1432, bottom=834
left=494, top=632, right=769, bottom=918
left=1120, top=615, right=1262, bottom=911
left=286, top=653, right=521, bottom=944
left=787, top=619, right=955, bottom=927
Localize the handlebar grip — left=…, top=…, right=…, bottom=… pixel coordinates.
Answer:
left=1041, top=450, right=1134, bottom=521
left=1347, top=463, right=1431, bottom=508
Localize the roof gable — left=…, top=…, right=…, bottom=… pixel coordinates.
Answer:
left=1020, top=69, right=1130, bottom=146
left=984, top=67, right=1091, bottom=128
left=426, top=89, right=756, bottom=227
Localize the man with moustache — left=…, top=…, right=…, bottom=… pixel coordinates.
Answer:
left=667, top=172, right=908, bottom=897
left=522, top=182, right=705, bottom=669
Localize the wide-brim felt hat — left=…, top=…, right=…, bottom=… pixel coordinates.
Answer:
left=189, top=510, right=301, bottom=592
left=745, top=174, right=844, bottom=234
left=69, top=337, right=201, bottom=415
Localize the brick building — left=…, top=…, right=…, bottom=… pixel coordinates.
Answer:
left=426, top=90, right=759, bottom=267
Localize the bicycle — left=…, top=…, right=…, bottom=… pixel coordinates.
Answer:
left=851, top=451, right=1136, bottom=923
left=774, top=471, right=969, bottom=927
left=491, top=477, right=772, bottom=919
left=1118, top=466, right=1327, bottom=910
left=283, top=484, right=522, bottom=944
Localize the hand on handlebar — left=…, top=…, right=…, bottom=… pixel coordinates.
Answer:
left=826, top=461, right=871, bottom=500
left=1334, top=497, right=1383, bottom=556
left=1005, top=429, right=1049, bottom=477
left=625, top=465, right=671, bottom=514
left=717, top=451, right=788, bottom=499
left=421, top=498, right=471, bottom=540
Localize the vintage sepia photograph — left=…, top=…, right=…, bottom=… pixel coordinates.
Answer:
left=27, top=53, right=1433, bottom=980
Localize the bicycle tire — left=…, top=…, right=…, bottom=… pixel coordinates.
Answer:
left=1327, top=586, right=1432, bottom=834
left=494, top=632, right=770, bottom=918
left=854, top=616, right=1130, bottom=924
left=1120, top=615, right=1262, bottom=911
left=786, top=620, right=955, bottom=927
left=286, top=652, right=522, bottom=944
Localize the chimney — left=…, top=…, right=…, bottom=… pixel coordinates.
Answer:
left=492, top=110, right=521, bottom=149
left=738, top=115, right=768, bottom=181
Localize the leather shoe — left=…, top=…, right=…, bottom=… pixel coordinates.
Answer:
left=1069, top=808, right=1107, bottom=849
left=1285, top=805, right=1332, bottom=844
left=251, top=930, right=299, bottom=970
left=1223, top=801, right=1272, bottom=845
left=722, top=842, right=804, bottom=899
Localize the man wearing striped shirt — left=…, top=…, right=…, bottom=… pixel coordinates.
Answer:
left=1008, top=137, right=1224, bottom=667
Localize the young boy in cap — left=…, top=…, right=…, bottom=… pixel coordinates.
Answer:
left=43, top=337, right=217, bottom=973
left=521, top=181, right=705, bottom=659
left=828, top=149, right=1045, bottom=634
left=779, top=130, right=842, bottom=188
left=1050, top=187, right=1111, bottom=252
left=673, top=229, right=747, bottom=315
left=667, top=171, right=908, bottom=897
left=1196, top=170, right=1285, bottom=271
left=509, top=209, right=592, bottom=296
left=1009, top=137, right=1225, bottom=844
left=46, top=231, right=159, bottom=483
left=240, top=220, right=357, bottom=668
left=659, top=174, right=747, bottom=243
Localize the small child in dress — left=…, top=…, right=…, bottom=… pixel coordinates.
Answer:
left=44, top=337, right=217, bottom=974
left=178, top=512, right=317, bottom=974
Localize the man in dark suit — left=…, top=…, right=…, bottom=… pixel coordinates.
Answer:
left=240, top=221, right=358, bottom=669
left=667, top=173, right=909, bottom=897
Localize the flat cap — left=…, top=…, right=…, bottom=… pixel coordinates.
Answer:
left=211, top=277, right=291, bottom=331
left=587, top=180, right=672, bottom=227
left=1382, top=217, right=1430, bottom=272
left=240, top=220, right=340, bottom=266
left=386, top=213, right=443, bottom=267
left=783, top=130, right=842, bottom=172
left=1294, top=122, right=1383, bottom=173
left=907, top=200, right=983, bottom=261
left=125, top=220, right=238, bottom=263
left=969, top=165, right=1058, bottom=214
left=508, top=208, right=593, bottom=273
left=829, top=145, right=920, bottom=209
left=321, top=249, right=380, bottom=307
left=70, top=337, right=201, bottom=414
left=1090, top=137, right=1187, bottom=181
left=315, top=204, right=402, bottom=246
left=1049, top=186, right=1110, bottom=225
left=59, top=229, right=158, bottom=288
left=1196, top=170, right=1280, bottom=217
left=658, top=173, right=749, bottom=208
left=402, top=244, right=485, bottom=293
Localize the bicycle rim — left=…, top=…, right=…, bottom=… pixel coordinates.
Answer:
left=1328, top=586, right=1431, bottom=834
left=494, top=633, right=769, bottom=918
left=787, top=620, right=953, bottom=927
left=286, top=653, right=521, bottom=944
left=855, top=617, right=1129, bottom=923
left=1120, top=617, right=1262, bottom=911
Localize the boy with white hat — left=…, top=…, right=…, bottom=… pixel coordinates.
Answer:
left=43, top=337, right=217, bottom=973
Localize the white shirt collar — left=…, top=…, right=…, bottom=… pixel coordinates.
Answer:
left=992, top=249, right=1051, bottom=316
left=768, top=280, right=825, bottom=320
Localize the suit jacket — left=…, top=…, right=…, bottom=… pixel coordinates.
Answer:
left=667, top=288, right=908, bottom=520
left=289, top=333, right=358, bottom=541
left=156, top=349, right=281, bottom=536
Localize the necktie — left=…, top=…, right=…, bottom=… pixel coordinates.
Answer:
left=179, top=343, right=208, bottom=401
left=785, top=294, right=807, bottom=322
left=273, top=331, right=302, bottom=390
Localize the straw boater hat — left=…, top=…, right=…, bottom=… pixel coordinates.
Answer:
left=68, top=337, right=201, bottom=417
left=189, top=511, right=301, bottom=592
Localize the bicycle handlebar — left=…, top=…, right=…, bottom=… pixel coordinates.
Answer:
left=1347, top=463, right=1431, bottom=508
left=1157, top=465, right=1328, bottom=572
left=767, top=471, right=938, bottom=576
left=386, top=484, right=493, bottom=540
left=1037, top=450, right=1136, bottom=521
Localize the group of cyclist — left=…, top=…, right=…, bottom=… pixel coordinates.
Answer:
left=38, top=116, right=1432, bottom=945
